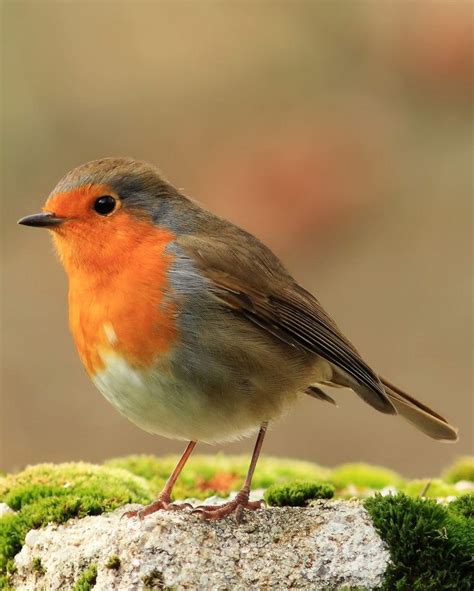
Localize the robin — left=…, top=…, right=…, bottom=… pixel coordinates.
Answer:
left=18, top=157, right=458, bottom=521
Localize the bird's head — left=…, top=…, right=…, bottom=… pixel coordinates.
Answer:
left=18, top=158, right=182, bottom=273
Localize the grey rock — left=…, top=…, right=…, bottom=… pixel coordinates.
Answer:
left=13, top=500, right=389, bottom=590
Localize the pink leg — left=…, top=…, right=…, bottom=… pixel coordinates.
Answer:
left=192, top=423, right=268, bottom=522
left=124, top=440, right=197, bottom=520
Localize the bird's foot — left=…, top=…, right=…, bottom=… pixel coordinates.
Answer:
left=192, top=489, right=264, bottom=522
left=123, top=495, right=192, bottom=521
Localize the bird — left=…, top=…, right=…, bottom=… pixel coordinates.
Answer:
left=18, top=157, right=458, bottom=521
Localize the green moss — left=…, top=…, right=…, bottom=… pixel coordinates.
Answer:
left=403, top=479, right=461, bottom=498
left=0, top=575, right=14, bottom=590
left=105, top=454, right=330, bottom=500
left=104, top=455, right=174, bottom=485
left=72, top=563, right=97, bottom=591
left=448, top=494, right=474, bottom=519
left=0, top=560, right=16, bottom=590
left=264, top=481, right=334, bottom=507
left=0, top=463, right=151, bottom=582
left=364, top=493, right=474, bottom=590
left=443, top=456, right=474, bottom=484
left=330, top=463, right=403, bottom=491
left=105, top=554, right=121, bottom=570
left=0, top=462, right=151, bottom=511
left=32, top=556, right=45, bottom=575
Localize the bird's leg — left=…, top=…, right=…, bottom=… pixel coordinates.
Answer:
left=124, top=440, right=197, bottom=520
left=192, top=423, right=268, bottom=522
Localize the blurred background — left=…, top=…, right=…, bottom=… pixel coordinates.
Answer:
left=1, top=1, right=472, bottom=477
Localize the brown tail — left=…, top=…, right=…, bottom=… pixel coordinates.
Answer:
left=380, top=377, right=458, bottom=442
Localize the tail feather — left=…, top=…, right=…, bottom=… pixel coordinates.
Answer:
left=306, top=385, right=337, bottom=406
left=380, top=376, right=458, bottom=442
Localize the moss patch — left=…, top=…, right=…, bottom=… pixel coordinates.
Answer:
left=0, top=462, right=151, bottom=511
left=449, top=494, right=474, bottom=519
left=72, top=563, right=97, bottom=591
left=264, top=481, right=334, bottom=507
left=105, top=454, right=330, bottom=500
left=0, top=463, right=151, bottom=586
left=32, top=556, right=45, bottom=576
left=105, top=554, right=121, bottom=570
left=443, top=456, right=474, bottom=484
left=0, top=577, right=13, bottom=591
left=364, top=493, right=474, bottom=590
left=402, top=479, right=461, bottom=499
left=330, top=463, right=404, bottom=491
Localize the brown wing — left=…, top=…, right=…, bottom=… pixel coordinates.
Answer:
left=178, top=233, right=395, bottom=415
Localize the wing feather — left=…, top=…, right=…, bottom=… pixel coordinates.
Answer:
left=178, top=234, right=394, bottom=414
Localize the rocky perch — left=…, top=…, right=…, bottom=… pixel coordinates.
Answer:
left=13, top=501, right=389, bottom=590
left=1, top=456, right=473, bottom=590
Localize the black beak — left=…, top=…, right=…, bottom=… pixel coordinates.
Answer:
left=17, top=212, right=66, bottom=228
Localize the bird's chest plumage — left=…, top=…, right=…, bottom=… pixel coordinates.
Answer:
left=67, top=229, right=178, bottom=378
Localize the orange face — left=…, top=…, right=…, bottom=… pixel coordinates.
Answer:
left=42, top=184, right=178, bottom=375
left=45, top=183, right=130, bottom=273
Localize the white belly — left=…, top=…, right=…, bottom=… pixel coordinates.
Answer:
left=92, top=352, right=283, bottom=444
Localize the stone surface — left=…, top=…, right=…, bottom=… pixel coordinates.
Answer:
left=12, top=500, right=390, bottom=590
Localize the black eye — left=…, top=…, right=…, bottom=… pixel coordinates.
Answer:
left=93, top=195, right=116, bottom=216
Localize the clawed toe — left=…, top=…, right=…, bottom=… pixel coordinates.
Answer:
left=122, top=499, right=192, bottom=520
left=192, top=496, right=264, bottom=522
left=122, top=495, right=264, bottom=522
left=122, top=499, right=167, bottom=520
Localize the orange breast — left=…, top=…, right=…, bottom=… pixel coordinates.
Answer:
left=64, top=216, right=178, bottom=376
